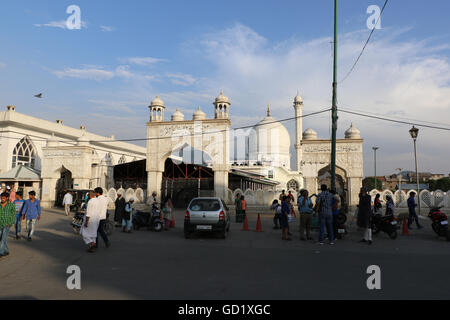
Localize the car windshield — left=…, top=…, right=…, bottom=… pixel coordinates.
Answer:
left=189, top=199, right=221, bottom=211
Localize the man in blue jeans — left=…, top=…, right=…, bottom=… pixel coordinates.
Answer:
left=315, top=185, right=338, bottom=245
left=0, top=192, right=17, bottom=257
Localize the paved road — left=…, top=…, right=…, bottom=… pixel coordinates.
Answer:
left=1, top=208, right=449, bottom=300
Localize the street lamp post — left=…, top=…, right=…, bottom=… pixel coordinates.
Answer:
left=396, top=168, right=402, bottom=192
left=372, top=147, right=379, bottom=190
left=409, top=126, right=420, bottom=215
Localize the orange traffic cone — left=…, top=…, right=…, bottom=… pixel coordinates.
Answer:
left=402, top=218, right=408, bottom=235
left=170, top=216, right=175, bottom=228
left=242, top=214, right=249, bottom=231
left=255, top=214, right=263, bottom=232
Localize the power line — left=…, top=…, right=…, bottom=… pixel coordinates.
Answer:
left=340, top=0, right=389, bottom=83
left=342, top=106, right=450, bottom=128
left=339, top=108, right=450, bottom=131
left=0, top=108, right=332, bottom=144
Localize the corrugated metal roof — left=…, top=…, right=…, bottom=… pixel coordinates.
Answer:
left=0, top=165, right=41, bottom=181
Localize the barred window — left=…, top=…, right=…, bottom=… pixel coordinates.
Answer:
left=12, top=136, right=36, bottom=168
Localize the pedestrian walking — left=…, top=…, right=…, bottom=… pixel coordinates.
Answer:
left=123, top=198, right=134, bottom=233
left=271, top=200, right=282, bottom=229
left=315, top=185, right=336, bottom=245
left=62, top=190, right=73, bottom=216
left=279, top=190, right=286, bottom=201
left=407, top=192, right=422, bottom=230
left=357, top=187, right=373, bottom=245
left=280, top=196, right=291, bottom=240
left=374, top=194, right=382, bottom=213
left=0, top=192, right=16, bottom=257
left=163, top=196, right=173, bottom=231
left=114, top=192, right=126, bottom=227
left=385, top=195, right=395, bottom=216
left=94, top=187, right=111, bottom=248
left=235, top=193, right=243, bottom=223
left=80, top=191, right=99, bottom=252
left=13, top=192, right=25, bottom=240
left=20, top=191, right=41, bottom=241
left=298, top=190, right=314, bottom=240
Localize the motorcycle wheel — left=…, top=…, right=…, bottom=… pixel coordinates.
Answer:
left=336, top=214, right=347, bottom=225
left=431, top=223, right=439, bottom=235
left=388, top=230, right=398, bottom=239
left=372, top=224, right=381, bottom=235
left=153, top=221, right=163, bottom=232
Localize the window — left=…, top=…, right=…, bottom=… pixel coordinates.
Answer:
left=287, top=179, right=299, bottom=192
left=12, top=136, right=36, bottom=168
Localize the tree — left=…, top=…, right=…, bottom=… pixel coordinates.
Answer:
left=429, top=178, right=450, bottom=192
left=363, top=177, right=383, bottom=191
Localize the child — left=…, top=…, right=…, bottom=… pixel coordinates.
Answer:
left=13, top=192, right=25, bottom=240
left=271, top=200, right=282, bottom=229
left=241, top=196, right=247, bottom=219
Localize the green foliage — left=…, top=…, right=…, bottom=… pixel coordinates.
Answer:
left=362, top=177, right=383, bottom=191
left=429, top=178, right=450, bottom=192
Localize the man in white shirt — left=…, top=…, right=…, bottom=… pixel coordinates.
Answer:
left=94, top=187, right=110, bottom=248
left=62, top=190, right=73, bottom=216
left=80, top=191, right=100, bottom=252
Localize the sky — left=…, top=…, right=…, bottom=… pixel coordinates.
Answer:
left=0, top=0, right=450, bottom=177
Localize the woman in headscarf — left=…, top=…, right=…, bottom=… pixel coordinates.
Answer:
left=385, top=195, right=395, bottom=216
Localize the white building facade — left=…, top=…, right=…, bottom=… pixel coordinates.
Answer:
left=0, top=105, right=146, bottom=207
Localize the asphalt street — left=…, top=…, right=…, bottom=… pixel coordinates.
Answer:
left=1, top=208, right=449, bottom=300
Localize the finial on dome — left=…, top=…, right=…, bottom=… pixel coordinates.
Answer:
left=267, top=102, right=271, bottom=117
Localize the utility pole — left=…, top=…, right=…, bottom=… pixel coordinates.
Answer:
left=330, top=0, right=338, bottom=192
left=372, top=147, right=379, bottom=190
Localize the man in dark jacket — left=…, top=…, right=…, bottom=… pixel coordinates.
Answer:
left=357, top=187, right=373, bottom=245
left=114, top=193, right=126, bottom=227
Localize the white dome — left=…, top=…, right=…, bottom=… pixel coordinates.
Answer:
left=193, top=106, right=206, bottom=120
left=294, top=92, right=303, bottom=104
left=171, top=108, right=184, bottom=121
left=303, top=128, right=318, bottom=140
left=345, top=123, right=361, bottom=139
left=150, top=96, right=164, bottom=107
left=249, top=107, right=291, bottom=167
left=215, top=90, right=229, bottom=104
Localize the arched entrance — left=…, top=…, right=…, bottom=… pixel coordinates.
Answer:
left=161, top=146, right=215, bottom=208
left=317, top=165, right=347, bottom=197
left=55, top=166, right=73, bottom=206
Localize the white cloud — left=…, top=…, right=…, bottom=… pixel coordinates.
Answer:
left=51, top=65, right=155, bottom=82
left=100, top=25, right=115, bottom=32
left=167, top=73, right=197, bottom=86
left=52, top=67, right=114, bottom=81
left=34, top=20, right=88, bottom=30
left=189, top=23, right=450, bottom=175
left=123, top=57, right=168, bottom=66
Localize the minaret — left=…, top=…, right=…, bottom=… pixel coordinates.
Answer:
left=293, top=92, right=303, bottom=171
left=213, top=90, right=230, bottom=119
left=149, top=96, right=165, bottom=122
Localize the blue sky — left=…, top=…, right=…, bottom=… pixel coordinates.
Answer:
left=1, top=0, right=450, bottom=176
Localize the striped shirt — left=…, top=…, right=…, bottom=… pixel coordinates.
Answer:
left=316, top=191, right=334, bottom=216
left=0, top=202, right=16, bottom=228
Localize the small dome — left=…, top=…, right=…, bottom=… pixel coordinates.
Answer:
left=303, top=128, right=318, bottom=140
left=294, top=92, right=303, bottom=104
left=171, top=108, right=184, bottom=121
left=150, top=96, right=164, bottom=107
left=215, top=90, right=229, bottom=104
left=345, top=123, right=361, bottom=139
left=193, top=106, right=206, bottom=120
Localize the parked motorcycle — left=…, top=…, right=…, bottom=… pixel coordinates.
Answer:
left=333, top=212, right=348, bottom=239
left=428, top=207, right=450, bottom=241
left=371, top=213, right=398, bottom=239
left=133, top=203, right=164, bottom=232
left=70, top=211, right=114, bottom=236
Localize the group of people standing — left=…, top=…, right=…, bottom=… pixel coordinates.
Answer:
left=271, top=185, right=340, bottom=243
left=0, top=190, right=42, bottom=258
